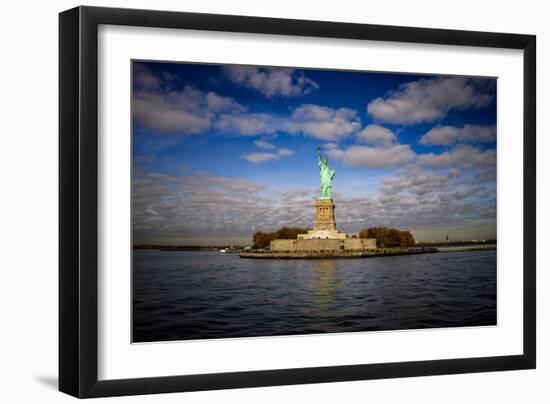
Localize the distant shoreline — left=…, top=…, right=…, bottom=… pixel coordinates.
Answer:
left=133, top=240, right=496, bottom=252
left=133, top=245, right=245, bottom=252
left=240, top=245, right=496, bottom=259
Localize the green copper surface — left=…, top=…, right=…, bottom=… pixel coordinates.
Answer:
left=317, top=146, right=335, bottom=199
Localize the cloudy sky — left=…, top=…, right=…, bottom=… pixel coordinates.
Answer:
left=132, top=61, right=497, bottom=245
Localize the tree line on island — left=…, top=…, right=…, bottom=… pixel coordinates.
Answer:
left=253, top=227, right=310, bottom=249
left=358, top=227, right=415, bottom=248
left=252, top=226, right=415, bottom=249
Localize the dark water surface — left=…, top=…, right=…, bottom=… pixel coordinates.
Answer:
left=133, top=250, right=496, bottom=342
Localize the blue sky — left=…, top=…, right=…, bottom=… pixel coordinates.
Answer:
left=132, top=61, right=497, bottom=245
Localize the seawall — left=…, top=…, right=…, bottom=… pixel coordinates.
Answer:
left=240, top=247, right=438, bottom=259
left=240, top=245, right=496, bottom=259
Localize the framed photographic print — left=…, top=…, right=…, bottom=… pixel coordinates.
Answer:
left=59, top=6, right=536, bottom=398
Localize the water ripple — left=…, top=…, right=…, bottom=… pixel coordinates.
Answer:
left=133, top=250, right=497, bottom=342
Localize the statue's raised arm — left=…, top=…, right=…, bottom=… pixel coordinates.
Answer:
left=317, top=146, right=335, bottom=200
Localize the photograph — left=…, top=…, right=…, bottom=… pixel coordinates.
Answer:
left=131, top=60, right=498, bottom=343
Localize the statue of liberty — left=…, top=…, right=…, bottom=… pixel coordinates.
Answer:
left=317, top=145, right=335, bottom=199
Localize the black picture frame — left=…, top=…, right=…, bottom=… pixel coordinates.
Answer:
left=59, top=5, right=536, bottom=398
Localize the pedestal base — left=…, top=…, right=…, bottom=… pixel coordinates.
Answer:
left=270, top=237, right=377, bottom=252
left=297, top=198, right=347, bottom=239
left=298, top=229, right=347, bottom=240
left=313, top=198, right=337, bottom=231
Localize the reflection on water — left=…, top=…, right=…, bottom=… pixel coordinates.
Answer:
left=133, top=250, right=497, bottom=342
left=312, top=259, right=338, bottom=307
left=310, top=260, right=342, bottom=332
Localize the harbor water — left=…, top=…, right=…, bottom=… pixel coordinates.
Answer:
left=133, top=249, right=496, bottom=342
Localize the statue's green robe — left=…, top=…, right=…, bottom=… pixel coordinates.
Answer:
left=318, top=156, right=335, bottom=199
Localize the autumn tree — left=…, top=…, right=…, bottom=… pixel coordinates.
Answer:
left=252, top=227, right=311, bottom=249
left=275, top=227, right=310, bottom=239
left=359, top=227, right=415, bottom=247
left=252, top=231, right=277, bottom=249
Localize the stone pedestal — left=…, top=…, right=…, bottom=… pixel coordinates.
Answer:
left=298, top=199, right=346, bottom=240
left=313, top=198, right=336, bottom=231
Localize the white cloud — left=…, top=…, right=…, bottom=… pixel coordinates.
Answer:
left=133, top=82, right=246, bottom=134
left=223, top=66, right=319, bottom=98
left=358, top=124, right=396, bottom=146
left=134, top=71, right=362, bottom=141
left=133, top=63, right=164, bottom=90
left=133, top=65, right=362, bottom=142
left=242, top=152, right=280, bottom=163
left=419, top=124, right=496, bottom=145
left=133, top=90, right=211, bottom=134
left=242, top=147, right=294, bottom=164
left=214, top=113, right=274, bottom=136
left=133, top=173, right=273, bottom=242
left=417, top=144, right=496, bottom=170
left=133, top=169, right=496, bottom=244
left=285, top=104, right=361, bottom=141
left=277, top=148, right=294, bottom=157
left=323, top=142, right=344, bottom=160
left=381, top=170, right=449, bottom=197
left=324, top=142, right=340, bottom=149
left=371, top=168, right=496, bottom=233
left=133, top=65, right=299, bottom=137
left=367, top=77, right=494, bottom=124
left=327, top=144, right=416, bottom=168
left=254, top=139, right=276, bottom=149
left=205, top=91, right=246, bottom=113
left=180, top=174, right=265, bottom=193
left=448, top=168, right=461, bottom=178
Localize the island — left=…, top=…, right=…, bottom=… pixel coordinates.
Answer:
left=241, top=147, right=379, bottom=258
